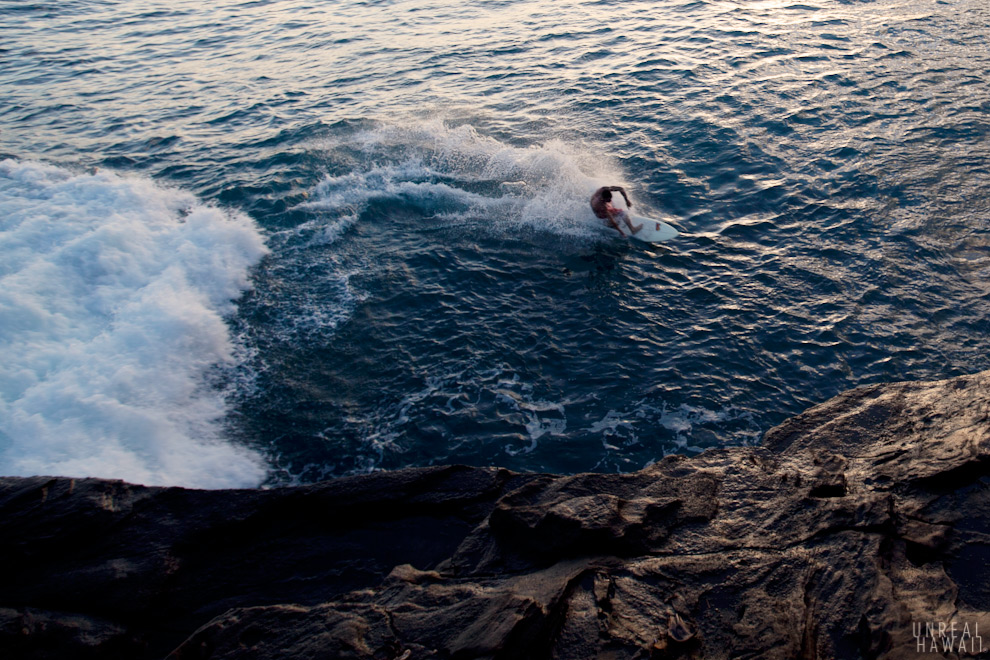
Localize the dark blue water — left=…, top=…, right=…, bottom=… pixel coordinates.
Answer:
left=2, top=0, right=989, bottom=487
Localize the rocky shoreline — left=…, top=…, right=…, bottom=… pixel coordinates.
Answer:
left=2, top=371, right=989, bottom=659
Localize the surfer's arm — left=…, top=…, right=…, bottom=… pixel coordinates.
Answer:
left=611, top=186, right=633, bottom=209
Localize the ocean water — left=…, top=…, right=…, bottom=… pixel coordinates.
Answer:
left=1, top=0, right=988, bottom=488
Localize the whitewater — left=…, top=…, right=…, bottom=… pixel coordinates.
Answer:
left=2, top=0, right=989, bottom=487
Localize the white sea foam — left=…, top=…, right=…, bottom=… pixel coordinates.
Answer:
left=495, top=374, right=568, bottom=456
left=0, top=160, right=269, bottom=488
left=302, top=162, right=490, bottom=213
left=304, top=119, right=629, bottom=239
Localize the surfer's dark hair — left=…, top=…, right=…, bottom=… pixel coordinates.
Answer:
left=601, top=189, right=612, bottom=201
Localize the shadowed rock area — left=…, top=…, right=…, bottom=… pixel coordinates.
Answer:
left=2, top=371, right=990, bottom=659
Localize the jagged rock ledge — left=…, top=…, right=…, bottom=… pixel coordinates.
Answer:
left=2, top=371, right=990, bottom=659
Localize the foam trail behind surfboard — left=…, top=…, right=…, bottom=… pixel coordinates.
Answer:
left=304, top=119, right=632, bottom=240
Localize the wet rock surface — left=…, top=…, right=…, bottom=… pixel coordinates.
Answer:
left=2, top=371, right=990, bottom=659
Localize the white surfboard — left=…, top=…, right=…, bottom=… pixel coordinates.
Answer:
left=621, top=215, right=679, bottom=243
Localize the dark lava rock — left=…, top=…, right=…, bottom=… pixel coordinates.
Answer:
left=2, top=371, right=990, bottom=659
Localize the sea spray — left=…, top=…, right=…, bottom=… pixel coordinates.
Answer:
left=303, top=119, right=631, bottom=239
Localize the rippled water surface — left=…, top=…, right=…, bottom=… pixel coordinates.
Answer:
left=2, top=0, right=989, bottom=486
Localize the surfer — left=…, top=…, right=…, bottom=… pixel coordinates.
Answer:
left=591, top=186, right=642, bottom=236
